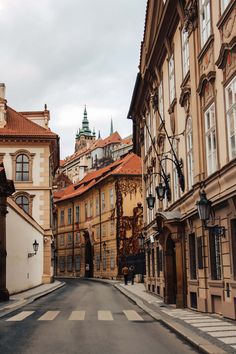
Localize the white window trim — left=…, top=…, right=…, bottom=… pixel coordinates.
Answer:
left=181, top=28, right=189, bottom=78
left=226, top=75, right=236, bottom=160
left=205, top=103, right=217, bottom=175
left=199, top=0, right=211, bottom=48
left=168, top=55, right=175, bottom=104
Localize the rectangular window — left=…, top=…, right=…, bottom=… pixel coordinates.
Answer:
left=200, top=0, right=211, bottom=47
left=158, top=81, right=164, bottom=124
left=75, top=232, right=80, bottom=243
left=186, top=117, right=194, bottom=188
left=75, top=206, right=80, bottom=223
left=109, top=188, right=114, bottom=209
left=101, top=192, right=105, bottom=212
left=225, top=75, right=236, bottom=160
left=90, top=200, right=93, bottom=217
left=85, top=202, right=88, bottom=219
left=102, top=223, right=106, bottom=237
left=110, top=250, right=115, bottom=270
left=156, top=247, right=160, bottom=277
left=189, top=233, right=197, bottom=279
left=168, top=54, right=175, bottom=103
left=68, top=208, right=72, bottom=225
left=231, top=219, right=236, bottom=279
left=103, top=251, right=106, bottom=270
left=172, top=139, right=179, bottom=201
left=60, top=210, right=64, bottom=226
left=147, top=250, right=151, bottom=277
left=197, top=236, right=203, bottom=269
left=182, top=28, right=189, bottom=78
left=67, top=255, right=72, bottom=272
left=151, top=248, right=155, bottom=277
left=67, top=233, right=72, bottom=245
left=96, top=254, right=100, bottom=270
left=96, top=197, right=99, bottom=216
left=75, top=255, right=81, bottom=271
left=221, top=0, right=230, bottom=13
left=110, top=221, right=115, bottom=235
left=60, top=234, right=64, bottom=246
left=59, top=256, right=65, bottom=272
left=209, top=228, right=222, bottom=280
left=205, top=103, right=217, bottom=175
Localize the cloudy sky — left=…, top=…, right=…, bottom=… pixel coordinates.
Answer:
left=0, top=0, right=146, bottom=158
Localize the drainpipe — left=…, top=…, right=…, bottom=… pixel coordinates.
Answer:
left=99, top=188, right=102, bottom=276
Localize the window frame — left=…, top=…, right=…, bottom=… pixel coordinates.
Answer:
left=199, top=0, right=211, bottom=48
left=168, top=54, right=176, bottom=104
left=225, top=75, right=236, bottom=160
left=204, top=103, right=217, bottom=175
left=186, top=116, right=194, bottom=188
left=10, top=150, right=35, bottom=183
left=181, top=27, right=190, bottom=78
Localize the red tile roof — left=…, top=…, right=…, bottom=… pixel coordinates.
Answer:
left=0, top=106, right=58, bottom=138
left=55, top=153, right=141, bottom=203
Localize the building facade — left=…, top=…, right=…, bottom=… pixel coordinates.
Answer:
left=54, top=153, right=144, bottom=279
left=0, top=84, right=59, bottom=283
left=128, top=0, right=236, bottom=318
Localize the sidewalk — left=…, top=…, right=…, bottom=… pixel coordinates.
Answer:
left=0, top=280, right=65, bottom=318
left=114, top=282, right=236, bottom=354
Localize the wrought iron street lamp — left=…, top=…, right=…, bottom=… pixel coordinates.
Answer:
left=196, top=190, right=226, bottom=237
left=28, top=240, right=39, bottom=258
left=146, top=193, right=155, bottom=210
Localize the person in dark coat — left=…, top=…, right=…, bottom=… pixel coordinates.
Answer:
left=129, top=265, right=135, bottom=285
left=122, top=265, right=129, bottom=285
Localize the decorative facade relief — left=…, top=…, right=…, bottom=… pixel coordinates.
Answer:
left=199, top=40, right=215, bottom=78
left=184, top=0, right=198, bottom=35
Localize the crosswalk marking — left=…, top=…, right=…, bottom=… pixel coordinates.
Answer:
left=6, top=311, right=34, bottom=322
left=38, top=311, right=60, bottom=321
left=207, top=331, right=236, bottom=337
left=191, top=321, right=229, bottom=327
left=199, top=326, right=236, bottom=332
left=98, top=311, right=113, bottom=321
left=218, top=337, right=236, bottom=344
left=184, top=318, right=219, bottom=324
left=68, top=311, right=85, bottom=321
left=123, top=310, right=143, bottom=321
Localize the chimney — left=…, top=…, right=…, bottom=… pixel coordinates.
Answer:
left=0, top=83, right=7, bottom=128
left=0, top=83, right=6, bottom=99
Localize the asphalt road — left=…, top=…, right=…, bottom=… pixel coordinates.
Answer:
left=0, top=279, right=197, bottom=354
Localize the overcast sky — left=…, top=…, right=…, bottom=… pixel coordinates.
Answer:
left=0, top=0, right=146, bottom=158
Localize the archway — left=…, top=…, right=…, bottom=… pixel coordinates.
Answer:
left=84, top=233, right=93, bottom=278
left=165, top=235, right=177, bottom=304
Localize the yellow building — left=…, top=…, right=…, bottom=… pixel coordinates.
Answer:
left=54, top=153, right=143, bottom=279
left=128, top=0, right=236, bottom=318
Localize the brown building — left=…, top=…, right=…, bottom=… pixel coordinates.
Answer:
left=128, top=0, right=236, bottom=319
left=54, top=153, right=144, bottom=279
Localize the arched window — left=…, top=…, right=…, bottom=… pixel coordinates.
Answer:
left=15, top=195, right=29, bottom=214
left=16, top=154, right=29, bottom=181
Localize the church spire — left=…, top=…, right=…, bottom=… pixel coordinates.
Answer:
left=98, top=130, right=101, bottom=139
left=110, top=118, right=113, bottom=135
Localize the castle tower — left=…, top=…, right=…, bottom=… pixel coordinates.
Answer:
left=75, top=106, right=96, bottom=152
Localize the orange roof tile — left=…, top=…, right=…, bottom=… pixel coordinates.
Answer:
left=55, top=153, right=141, bottom=203
left=0, top=106, right=58, bottom=138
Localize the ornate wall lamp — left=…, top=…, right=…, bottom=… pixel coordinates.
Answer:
left=196, top=190, right=226, bottom=237
left=28, top=240, right=39, bottom=258
left=145, top=171, right=171, bottom=210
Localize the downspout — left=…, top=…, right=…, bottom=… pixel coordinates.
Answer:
left=72, top=200, right=75, bottom=276
left=99, top=188, right=102, bottom=273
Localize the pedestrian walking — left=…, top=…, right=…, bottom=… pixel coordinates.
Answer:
left=129, top=265, right=135, bottom=285
left=122, top=264, right=129, bottom=285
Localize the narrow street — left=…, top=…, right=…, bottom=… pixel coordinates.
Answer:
left=0, top=279, right=197, bottom=354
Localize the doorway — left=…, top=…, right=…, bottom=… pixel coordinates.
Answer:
left=165, top=235, right=177, bottom=304
left=85, top=233, right=93, bottom=278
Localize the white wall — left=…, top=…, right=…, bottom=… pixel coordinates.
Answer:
left=6, top=199, right=44, bottom=294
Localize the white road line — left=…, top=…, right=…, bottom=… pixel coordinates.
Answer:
left=123, top=310, right=144, bottom=321
left=38, top=311, right=60, bottom=321
left=184, top=319, right=221, bottom=324
left=98, top=311, right=113, bottom=321
left=207, top=331, right=236, bottom=338
left=218, top=337, right=236, bottom=344
left=6, top=311, right=34, bottom=322
left=68, top=311, right=85, bottom=321
left=191, top=321, right=230, bottom=327
left=199, top=326, right=236, bottom=332
left=179, top=316, right=211, bottom=320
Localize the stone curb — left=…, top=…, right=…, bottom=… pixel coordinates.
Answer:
left=0, top=281, right=65, bottom=319
left=114, top=284, right=227, bottom=354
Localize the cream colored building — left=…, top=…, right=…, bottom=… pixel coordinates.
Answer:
left=128, top=0, right=236, bottom=319
left=0, top=84, right=59, bottom=283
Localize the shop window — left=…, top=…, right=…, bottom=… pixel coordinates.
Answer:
left=209, top=228, right=222, bottom=280
left=190, top=292, right=197, bottom=309
left=152, top=248, right=155, bottom=277
left=96, top=254, right=100, bottom=271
